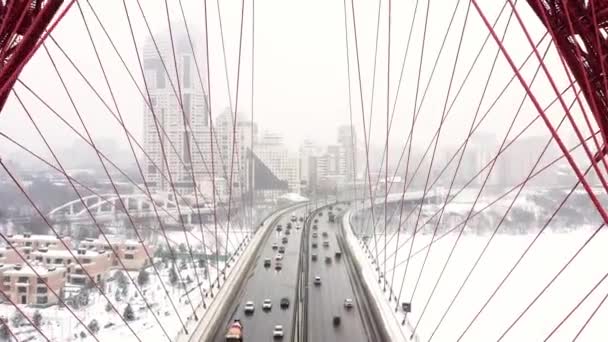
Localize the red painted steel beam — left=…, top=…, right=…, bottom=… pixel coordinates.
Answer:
left=0, top=0, right=62, bottom=110
left=526, top=0, right=608, bottom=161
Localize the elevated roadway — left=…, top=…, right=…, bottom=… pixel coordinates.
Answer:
left=304, top=204, right=386, bottom=342
left=210, top=206, right=308, bottom=341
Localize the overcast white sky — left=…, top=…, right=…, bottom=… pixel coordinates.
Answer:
left=0, top=0, right=590, bottom=164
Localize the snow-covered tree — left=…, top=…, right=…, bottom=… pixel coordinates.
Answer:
left=10, top=311, right=23, bottom=327
left=169, top=267, right=178, bottom=286
left=88, top=319, right=99, bottom=335
left=0, top=318, right=10, bottom=339
left=32, top=310, right=42, bottom=327
left=137, top=269, right=149, bottom=286
left=115, top=271, right=128, bottom=290
left=123, top=304, right=135, bottom=321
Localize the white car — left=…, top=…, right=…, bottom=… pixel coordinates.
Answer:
left=295, top=224, right=301, bottom=230
left=263, top=299, right=272, bottom=310
left=314, top=276, right=321, bottom=286
left=344, top=298, right=354, bottom=309
left=244, top=301, right=255, bottom=314
left=273, top=325, right=284, bottom=339
left=275, top=254, right=283, bottom=261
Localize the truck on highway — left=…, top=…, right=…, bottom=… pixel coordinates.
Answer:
left=225, top=319, right=243, bottom=341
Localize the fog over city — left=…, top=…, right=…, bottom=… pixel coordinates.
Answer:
left=0, top=0, right=607, bottom=341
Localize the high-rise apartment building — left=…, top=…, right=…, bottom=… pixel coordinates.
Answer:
left=214, top=109, right=257, bottom=200
left=299, top=139, right=322, bottom=193
left=337, top=125, right=356, bottom=182
left=256, top=132, right=300, bottom=197
left=142, top=31, right=211, bottom=194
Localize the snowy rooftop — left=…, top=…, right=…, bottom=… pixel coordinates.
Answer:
left=3, top=264, right=63, bottom=276
left=31, top=249, right=105, bottom=258
left=80, top=236, right=142, bottom=247
left=8, top=234, right=70, bottom=241
left=278, top=193, right=308, bottom=202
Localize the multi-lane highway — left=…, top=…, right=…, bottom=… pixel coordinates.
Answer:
left=304, top=205, right=383, bottom=342
left=211, top=206, right=308, bottom=341
left=210, top=203, right=385, bottom=342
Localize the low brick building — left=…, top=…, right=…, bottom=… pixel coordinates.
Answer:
left=0, top=246, right=28, bottom=264
left=1, top=264, right=65, bottom=306
left=7, top=233, right=73, bottom=259
left=31, top=248, right=111, bottom=286
left=79, top=236, right=153, bottom=271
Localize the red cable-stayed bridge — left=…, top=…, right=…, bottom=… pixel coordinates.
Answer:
left=1, top=0, right=608, bottom=341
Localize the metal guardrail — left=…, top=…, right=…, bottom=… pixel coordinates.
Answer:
left=342, top=208, right=419, bottom=342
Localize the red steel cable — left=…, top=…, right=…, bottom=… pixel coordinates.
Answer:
left=175, top=0, right=216, bottom=298
left=355, top=0, right=383, bottom=249
left=363, top=0, right=383, bottom=186
left=38, top=42, right=185, bottom=336
left=382, top=96, right=587, bottom=271
left=544, top=269, right=608, bottom=340
left=224, top=0, right=246, bottom=276
left=342, top=0, right=358, bottom=232
left=79, top=0, right=237, bottom=225
left=73, top=1, right=216, bottom=293
left=163, top=0, right=207, bottom=301
left=133, top=0, right=223, bottom=300
left=41, top=34, right=239, bottom=251
left=250, top=0, right=256, bottom=235
left=394, top=0, right=475, bottom=315
left=15, top=80, right=214, bottom=249
left=16, top=89, right=171, bottom=340
left=369, top=0, right=467, bottom=206
left=374, top=32, right=564, bottom=261
left=572, top=282, right=608, bottom=340
left=213, top=0, right=249, bottom=194
left=458, top=175, right=586, bottom=339
left=374, top=3, right=540, bottom=262
left=497, top=223, right=605, bottom=340
left=393, top=0, right=434, bottom=309
left=1, top=132, right=221, bottom=267
left=490, top=0, right=608, bottom=220
left=130, top=0, right=248, bottom=244
left=370, top=0, right=534, bottom=259
left=349, top=0, right=380, bottom=264
left=202, top=0, right=223, bottom=290
left=384, top=0, right=391, bottom=292
left=124, top=0, right=202, bottom=326
left=0, top=161, right=106, bottom=341
left=426, top=60, right=571, bottom=338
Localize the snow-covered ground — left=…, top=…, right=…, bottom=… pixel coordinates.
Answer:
left=373, top=229, right=608, bottom=341
left=0, top=198, right=299, bottom=340
left=351, top=188, right=608, bottom=341
left=1, top=260, right=225, bottom=341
